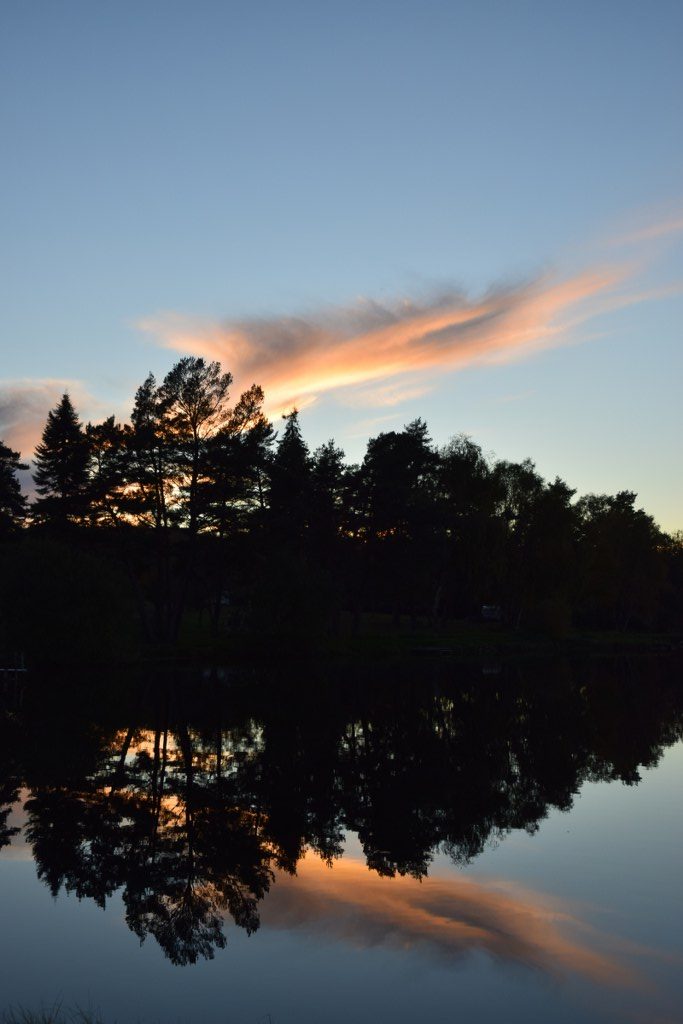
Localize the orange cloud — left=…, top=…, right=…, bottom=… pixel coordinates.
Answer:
left=262, top=854, right=675, bottom=990
left=137, top=265, right=640, bottom=416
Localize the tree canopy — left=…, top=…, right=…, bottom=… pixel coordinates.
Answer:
left=0, top=356, right=680, bottom=650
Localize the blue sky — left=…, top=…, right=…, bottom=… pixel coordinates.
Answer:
left=1, top=0, right=682, bottom=528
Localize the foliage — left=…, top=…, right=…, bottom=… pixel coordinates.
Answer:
left=32, top=394, right=89, bottom=526
left=0, top=357, right=678, bottom=653
left=0, top=440, right=28, bottom=534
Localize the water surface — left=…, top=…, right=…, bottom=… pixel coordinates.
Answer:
left=1, top=657, right=681, bottom=1023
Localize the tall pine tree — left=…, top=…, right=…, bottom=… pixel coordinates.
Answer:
left=32, top=393, right=89, bottom=525
left=0, top=440, right=28, bottom=535
left=268, top=410, right=311, bottom=541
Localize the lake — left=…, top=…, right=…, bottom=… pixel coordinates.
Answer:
left=1, top=656, right=682, bottom=1023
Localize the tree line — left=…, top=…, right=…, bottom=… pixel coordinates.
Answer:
left=0, top=355, right=681, bottom=654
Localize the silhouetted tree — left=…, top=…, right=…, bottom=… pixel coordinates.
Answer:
left=355, top=419, right=440, bottom=623
left=120, top=360, right=234, bottom=640
left=158, top=357, right=233, bottom=535
left=125, top=373, right=173, bottom=531
left=251, top=410, right=323, bottom=635
left=85, top=415, right=127, bottom=527
left=199, top=384, right=274, bottom=537
left=436, top=435, right=502, bottom=619
left=659, top=531, right=683, bottom=630
left=310, top=440, right=347, bottom=542
left=491, top=459, right=545, bottom=626
left=4, top=354, right=677, bottom=646
left=0, top=439, right=28, bottom=534
left=119, top=373, right=178, bottom=640
left=267, top=410, right=311, bottom=539
left=576, top=491, right=664, bottom=630
left=494, top=471, right=578, bottom=633
left=519, top=477, right=577, bottom=634
left=197, top=385, right=274, bottom=631
left=32, top=393, right=89, bottom=526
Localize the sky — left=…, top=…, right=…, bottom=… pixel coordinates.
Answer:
left=1, top=0, right=682, bottom=530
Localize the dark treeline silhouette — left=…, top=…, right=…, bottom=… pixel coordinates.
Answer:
left=1, top=356, right=682, bottom=657
left=1, top=657, right=682, bottom=963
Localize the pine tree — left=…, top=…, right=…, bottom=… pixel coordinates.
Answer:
left=268, top=410, right=311, bottom=538
left=32, top=393, right=89, bottom=525
left=0, top=440, right=28, bottom=534
left=85, top=415, right=127, bottom=526
left=159, top=356, right=233, bottom=534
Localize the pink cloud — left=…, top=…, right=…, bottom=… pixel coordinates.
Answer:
left=262, top=854, right=675, bottom=990
left=137, top=264, right=638, bottom=416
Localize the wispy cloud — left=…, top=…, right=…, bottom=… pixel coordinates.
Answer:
left=608, top=212, right=683, bottom=247
left=137, top=264, right=644, bottom=416
left=7, top=206, right=681, bottom=460
left=264, top=855, right=676, bottom=991
left=344, top=412, right=405, bottom=439
left=343, top=379, right=435, bottom=409
left=491, top=389, right=536, bottom=406
left=0, top=379, right=101, bottom=458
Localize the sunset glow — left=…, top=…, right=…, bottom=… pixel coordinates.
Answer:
left=138, top=264, right=635, bottom=417
left=265, top=853, right=665, bottom=990
left=2, top=5, right=683, bottom=1022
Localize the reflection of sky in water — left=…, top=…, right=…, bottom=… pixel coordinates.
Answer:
left=264, top=857, right=655, bottom=989
left=1, top=743, right=682, bottom=1023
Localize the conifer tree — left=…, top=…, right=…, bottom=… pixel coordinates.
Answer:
left=158, top=356, right=233, bottom=534
left=32, top=393, right=89, bottom=525
left=85, top=415, right=127, bottom=526
left=125, top=373, right=171, bottom=530
left=268, top=410, right=311, bottom=537
left=0, top=440, right=28, bottom=534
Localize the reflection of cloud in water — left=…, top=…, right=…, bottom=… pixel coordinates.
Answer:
left=263, top=855, right=665, bottom=990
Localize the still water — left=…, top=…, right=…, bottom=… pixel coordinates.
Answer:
left=1, top=657, right=682, bottom=1023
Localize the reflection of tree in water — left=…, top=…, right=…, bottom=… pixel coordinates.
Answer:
left=0, top=705, right=21, bottom=850
left=24, top=720, right=276, bottom=964
left=5, top=657, right=683, bottom=965
left=123, top=723, right=274, bottom=964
